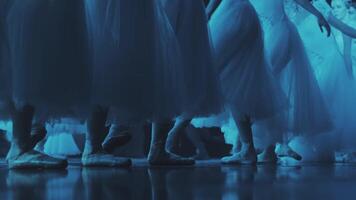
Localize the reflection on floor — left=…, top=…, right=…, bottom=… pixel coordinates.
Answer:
left=0, top=159, right=356, bottom=200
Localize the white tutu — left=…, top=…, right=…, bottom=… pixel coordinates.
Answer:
left=85, top=0, right=185, bottom=122
left=296, top=1, right=356, bottom=148
left=6, top=0, right=90, bottom=118
left=44, top=133, right=81, bottom=157
left=162, top=0, right=223, bottom=118
left=209, top=0, right=287, bottom=120
left=252, top=0, right=333, bottom=137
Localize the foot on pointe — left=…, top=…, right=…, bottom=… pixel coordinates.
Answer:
left=81, top=151, right=132, bottom=168
left=148, top=149, right=195, bottom=166
left=102, top=125, right=132, bottom=153
left=7, top=150, right=68, bottom=169
left=275, top=144, right=302, bottom=161
left=194, top=150, right=210, bottom=160
left=221, top=151, right=257, bottom=165
left=102, top=134, right=132, bottom=153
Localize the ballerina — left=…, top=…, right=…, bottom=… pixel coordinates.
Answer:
left=294, top=0, right=356, bottom=162
left=157, top=0, right=223, bottom=160
left=84, top=0, right=194, bottom=166
left=3, top=0, right=95, bottom=169
left=249, top=0, right=333, bottom=163
left=206, top=0, right=288, bottom=164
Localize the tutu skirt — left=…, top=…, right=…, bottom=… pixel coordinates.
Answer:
left=85, top=0, right=185, bottom=122
left=162, top=0, right=223, bottom=118
left=209, top=0, right=286, bottom=120
left=297, top=14, right=356, bottom=146
left=6, top=0, right=90, bottom=118
left=261, top=16, right=333, bottom=136
left=44, top=133, right=81, bottom=157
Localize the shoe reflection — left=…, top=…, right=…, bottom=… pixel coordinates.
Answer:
left=6, top=169, right=68, bottom=200
left=4, top=165, right=327, bottom=200
left=221, top=166, right=257, bottom=200
left=82, top=168, right=131, bottom=200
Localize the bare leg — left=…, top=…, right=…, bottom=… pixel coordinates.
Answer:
left=232, top=134, right=242, bottom=154
left=166, top=118, right=209, bottom=160
left=7, top=104, right=67, bottom=169
left=30, top=122, right=47, bottom=150
left=82, top=105, right=131, bottom=167
left=148, top=121, right=195, bottom=166
left=165, top=118, right=191, bottom=154
left=258, top=144, right=278, bottom=164
left=185, top=125, right=210, bottom=160
left=221, top=112, right=257, bottom=165
left=102, top=124, right=132, bottom=153
left=257, top=126, right=282, bottom=163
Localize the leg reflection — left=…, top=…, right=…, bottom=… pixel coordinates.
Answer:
left=148, top=169, right=168, bottom=200
left=221, top=166, right=257, bottom=200
left=81, top=168, right=133, bottom=200
left=6, top=169, right=67, bottom=200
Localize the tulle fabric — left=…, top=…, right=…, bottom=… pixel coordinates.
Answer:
left=85, top=0, right=185, bottom=123
left=162, top=0, right=223, bottom=118
left=6, top=0, right=91, bottom=118
left=209, top=0, right=287, bottom=120
left=261, top=15, right=333, bottom=136
left=42, top=118, right=85, bottom=157
left=44, top=133, right=81, bottom=157
left=297, top=12, right=356, bottom=148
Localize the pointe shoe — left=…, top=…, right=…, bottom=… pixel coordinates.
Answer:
left=102, top=125, right=132, bottom=153
left=148, top=146, right=195, bottom=166
left=275, top=144, right=302, bottom=161
left=30, top=125, right=47, bottom=150
left=257, top=149, right=278, bottom=164
left=102, top=134, right=132, bottom=153
left=221, top=151, right=257, bottom=165
left=194, top=153, right=210, bottom=160
left=81, top=151, right=132, bottom=168
left=7, top=150, right=68, bottom=170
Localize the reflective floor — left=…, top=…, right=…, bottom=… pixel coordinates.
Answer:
left=0, top=159, right=356, bottom=200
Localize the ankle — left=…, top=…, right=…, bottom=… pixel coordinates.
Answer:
left=83, top=140, right=103, bottom=156
left=6, top=143, right=27, bottom=160
left=266, top=144, right=276, bottom=153
left=241, top=143, right=256, bottom=154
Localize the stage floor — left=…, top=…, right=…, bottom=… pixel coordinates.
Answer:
left=0, top=159, right=356, bottom=200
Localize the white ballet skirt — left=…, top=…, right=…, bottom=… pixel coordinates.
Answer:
left=44, top=133, right=81, bottom=157
left=252, top=0, right=333, bottom=136
left=208, top=0, right=287, bottom=120
left=6, top=0, right=91, bottom=118
left=296, top=0, right=356, bottom=148
left=85, top=0, right=185, bottom=123
left=162, top=0, right=223, bottom=118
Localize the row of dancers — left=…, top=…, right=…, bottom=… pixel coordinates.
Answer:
left=0, top=0, right=355, bottom=169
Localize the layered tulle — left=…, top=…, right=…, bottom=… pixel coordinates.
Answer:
left=297, top=12, right=356, bottom=149
left=85, top=0, right=185, bottom=123
left=260, top=15, right=333, bottom=136
left=6, top=0, right=91, bottom=118
left=162, top=0, right=223, bottom=118
left=209, top=0, right=287, bottom=120
left=44, top=133, right=81, bottom=157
